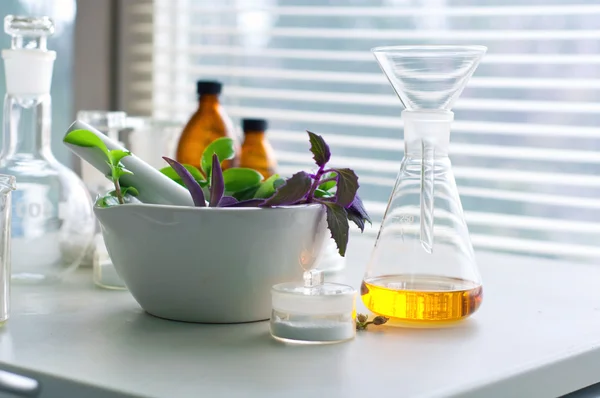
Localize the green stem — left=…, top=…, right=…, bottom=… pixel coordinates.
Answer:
left=113, top=177, right=124, bottom=205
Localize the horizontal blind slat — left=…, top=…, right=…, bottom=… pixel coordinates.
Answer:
left=276, top=165, right=600, bottom=210
left=268, top=130, right=600, bottom=163
left=147, top=5, right=600, bottom=17
left=362, top=201, right=600, bottom=233
left=275, top=151, right=600, bottom=186
left=133, top=45, right=600, bottom=65
left=361, top=223, right=600, bottom=258
left=153, top=104, right=600, bottom=139
left=140, top=24, right=600, bottom=40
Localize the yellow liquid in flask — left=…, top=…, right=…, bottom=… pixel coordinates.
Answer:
left=361, top=275, right=482, bottom=326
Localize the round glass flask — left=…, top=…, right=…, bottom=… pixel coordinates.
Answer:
left=361, top=46, right=486, bottom=327
left=0, top=16, right=95, bottom=283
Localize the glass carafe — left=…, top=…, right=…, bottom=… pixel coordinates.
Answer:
left=0, top=16, right=95, bottom=283
left=361, top=46, right=486, bottom=327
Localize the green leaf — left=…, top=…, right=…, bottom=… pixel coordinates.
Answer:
left=314, top=188, right=334, bottom=198
left=160, top=164, right=204, bottom=182
left=332, top=168, right=359, bottom=208
left=307, top=131, right=331, bottom=168
left=96, top=190, right=140, bottom=207
left=95, top=194, right=120, bottom=208
left=201, top=137, right=235, bottom=177
left=254, top=174, right=281, bottom=199
left=109, top=149, right=131, bottom=166
left=318, top=172, right=337, bottom=191
left=223, top=168, right=263, bottom=193
left=112, top=167, right=133, bottom=180
left=64, top=129, right=110, bottom=159
left=232, top=184, right=261, bottom=201
left=273, top=178, right=286, bottom=189
left=121, top=186, right=139, bottom=197
left=262, top=172, right=312, bottom=206
left=323, top=202, right=349, bottom=257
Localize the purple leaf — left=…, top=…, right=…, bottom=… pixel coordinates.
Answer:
left=209, top=154, right=224, bottom=207
left=162, top=157, right=206, bottom=207
left=347, top=195, right=371, bottom=224
left=221, top=199, right=265, bottom=207
left=217, top=196, right=238, bottom=207
left=345, top=194, right=370, bottom=232
left=307, top=131, right=331, bottom=168
left=323, top=202, right=349, bottom=257
left=261, top=171, right=312, bottom=207
left=332, top=168, right=359, bottom=208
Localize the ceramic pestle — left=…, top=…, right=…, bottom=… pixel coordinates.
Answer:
left=64, top=120, right=194, bottom=206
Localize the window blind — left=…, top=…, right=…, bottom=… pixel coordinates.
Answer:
left=123, top=0, right=600, bottom=261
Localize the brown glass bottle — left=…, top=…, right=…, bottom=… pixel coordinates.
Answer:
left=176, top=81, right=239, bottom=169
left=239, top=119, right=277, bottom=179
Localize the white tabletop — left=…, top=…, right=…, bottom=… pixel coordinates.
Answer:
left=1, top=236, right=600, bottom=398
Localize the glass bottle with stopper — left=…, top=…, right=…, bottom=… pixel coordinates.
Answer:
left=361, top=46, right=486, bottom=327
left=0, top=15, right=95, bottom=282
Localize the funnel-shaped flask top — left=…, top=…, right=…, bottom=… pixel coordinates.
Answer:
left=373, top=45, right=486, bottom=110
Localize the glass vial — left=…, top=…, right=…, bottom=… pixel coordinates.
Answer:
left=0, top=16, right=95, bottom=283
left=0, top=175, right=15, bottom=325
left=239, top=118, right=277, bottom=179
left=176, top=80, right=239, bottom=170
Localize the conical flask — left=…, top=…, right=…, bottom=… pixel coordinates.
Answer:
left=361, top=46, right=487, bottom=327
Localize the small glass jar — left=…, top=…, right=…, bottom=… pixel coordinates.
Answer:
left=76, top=111, right=128, bottom=289
left=270, top=270, right=356, bottom=345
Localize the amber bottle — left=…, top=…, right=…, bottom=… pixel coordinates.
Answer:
left=239, top=119, right=277, bottom=179
left=176, top=81, right=239, bottom=169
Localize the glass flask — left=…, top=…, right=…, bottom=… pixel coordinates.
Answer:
left=361, top=46, right=486, bottom=327
left=0, top=15, right=95, bottom=283
left=0, top=175, right=15, bottom=325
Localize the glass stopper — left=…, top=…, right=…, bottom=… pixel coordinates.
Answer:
left=303, top=268, right=324, bottom=288
left=4, top=15, right=54, bottom=51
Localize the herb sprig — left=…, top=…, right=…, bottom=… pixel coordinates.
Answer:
left=64, top=129, right=138, bottom=205
left=63, top=130, right=371, bottom=256
left=356, top=313, right=389, bottom=331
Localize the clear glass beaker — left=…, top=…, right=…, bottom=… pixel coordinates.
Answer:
left=0, top=175, right=15, bottom=325
left=76, top=110, right=128, bottom=290
left=76, top=111, right=127, bottom=198
left=0, top=16, right=96, bottom=283
left=362, top=46, right=486, bottom=327
left=122, top=117, right=182, bottom=170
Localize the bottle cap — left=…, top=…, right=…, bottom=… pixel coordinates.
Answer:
left=242, top=118, right=268, bottom=132
left=196, top=80, right=222, bottom=96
